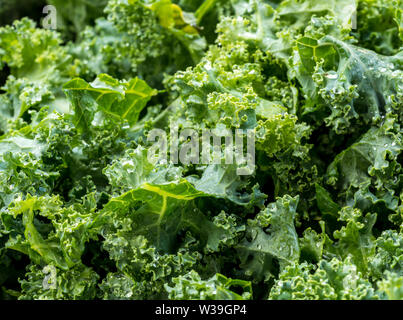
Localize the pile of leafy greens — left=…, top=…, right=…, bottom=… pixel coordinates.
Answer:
left=0, top=0, right=402, bottom=300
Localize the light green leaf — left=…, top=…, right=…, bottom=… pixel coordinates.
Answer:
left=63, top=74, right=157, bottom=133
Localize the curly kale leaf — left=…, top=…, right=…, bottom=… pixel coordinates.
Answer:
left=63, top=74, right=157, bottom=134
left=293, top=35, right=403, bottom=133
left=166, top=270, right=252, bottom=300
